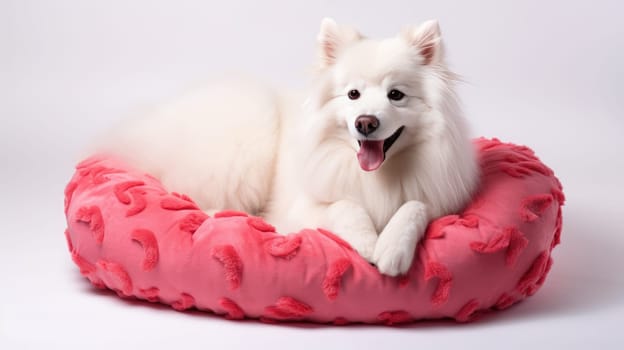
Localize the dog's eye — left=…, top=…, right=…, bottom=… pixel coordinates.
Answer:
left=388, top=89, right=405, bottom=101
left=348, top=89, right=360, bottom=100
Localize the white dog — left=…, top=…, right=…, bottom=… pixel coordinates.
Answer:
left=97, top=19, right=478, bottom=276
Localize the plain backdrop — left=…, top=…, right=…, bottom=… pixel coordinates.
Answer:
left=1, top=0, right=623, bottom=349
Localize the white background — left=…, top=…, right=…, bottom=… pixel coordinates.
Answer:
left=2, top=0, right=623, bottom=349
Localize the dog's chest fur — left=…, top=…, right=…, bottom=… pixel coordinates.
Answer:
left=329, top=157, right=424, bottom=233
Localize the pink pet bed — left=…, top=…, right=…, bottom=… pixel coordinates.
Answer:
left=63, top=138, right=564, bottom=324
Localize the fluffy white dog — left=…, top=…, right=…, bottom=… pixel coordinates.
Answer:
left=98, top=18, right=478, bottom=276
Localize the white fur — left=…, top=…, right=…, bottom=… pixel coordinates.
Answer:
left=96, top=19, right=479, bottom=276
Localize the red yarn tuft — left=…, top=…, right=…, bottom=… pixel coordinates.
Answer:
left=267, top=234, right=302, bottom=259
left=172, top=293, right=195, bottom=311
left=425, top=215, right=459, bottom=239
left=125, top=188, right=147, bottom=216
left=75, top=156, right=102, bottom=170
left=506, top=228, right=529, bottom=267
left=97, top=260, right=133, bottom=296
left=212, top=245, right=243, bottom=290
left=139, top=287, right=160, bottom=302
left=523, top=161, right=553, bottom=176
left=501, top=158, right=552, bottom=178
left=511, top=144, right=537, bottom=159
left=317, top=228, right=353, bottom=250
left=264, top=297, right=314, bottom=321
left=424, top=261, right=452, bottom=306
left=219, top=298, right=245, bottom=320
left=520, top=194, right=554, bottom=222
left=81, top=165, right=121, bottom=185
left=161, top=193, right=199, bottom=210
left=71, top=252, right=96, bottom=276
left=64, top=228, right=74, bottom=253
left=333, top=317, right=350, bottom=325
left=551, top=187, right=566, bottom=205
left=552, top=207, right=563, bottom=249
left=455, top=299, right=480, bottom=322
left=173, top=192, right=194, bottom=202
left=459, top=215, right=480, bottom=228
left=247, top=217, right=276, bottom=233
left=90, top=278, right=106, bottom=290
left=64, top=180, right=78, bottom=214
left=501, top=164, right=531, bottom=178
left=179, top=212, right=209, bottom=234
left=535, top=256, right=554, bottom=287
left=377, top=310, right=412, bottom=325
left=470, top=227, right=527, bottom=267
left=426, top=215, right=478, bottom=240
left=214, top=210, right=248, bottom=218
left=477, top=137, right=501, bottom=152
left=494, top=293, right=517, bottom=310
left=131, top=229, right=159, bottom=271
left=77, top=164, right=99, bottom=177
left=113, top=180, right=144, bottom=204
left=525, top=285, right=539, bottom=297
left=322, top=258, right=353, bottom=300
left=470, top=230, right=511, bottom=254
left=516, top=252, right=549, bottom=296
left=75, top=206, right=105, bottom=244
left=398, top=275, right=410, bottom=288
left=259, top=317, right=278, bottom=324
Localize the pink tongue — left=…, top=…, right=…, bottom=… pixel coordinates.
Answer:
left=357, top=140, right=385, bottom=171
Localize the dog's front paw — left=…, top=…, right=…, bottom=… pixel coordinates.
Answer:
left=373, top=201, right=427, bottom=276
left=372, top=231, right=417, bottom=276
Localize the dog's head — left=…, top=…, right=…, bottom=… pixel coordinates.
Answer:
left=308, top=18, right=455, bottom=172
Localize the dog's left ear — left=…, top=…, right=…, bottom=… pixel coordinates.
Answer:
left=317, top=18, right=362, bottom=69
left=403, top=20, right=443, bottom=65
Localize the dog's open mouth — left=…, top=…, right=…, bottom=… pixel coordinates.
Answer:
left=356, top=126, right=405, bottom=171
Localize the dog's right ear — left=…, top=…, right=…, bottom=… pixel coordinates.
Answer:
left=317, top=18, right=361, bottom=69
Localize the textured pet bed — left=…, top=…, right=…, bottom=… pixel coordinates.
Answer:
left=63, top=138, right=564, bottom=324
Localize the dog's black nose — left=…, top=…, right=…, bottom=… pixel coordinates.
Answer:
left=355, top=115, right=379, bottom=136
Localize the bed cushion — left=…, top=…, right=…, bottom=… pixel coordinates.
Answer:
left=64, top=137, right=564, bottom=324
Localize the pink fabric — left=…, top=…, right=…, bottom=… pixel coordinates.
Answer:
left=64, top=138, right=564, bottom=324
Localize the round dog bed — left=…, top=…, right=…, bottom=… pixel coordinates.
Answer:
left=63, top=137, right=564, bottom=324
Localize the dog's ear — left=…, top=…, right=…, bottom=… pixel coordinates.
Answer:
left=317, top=18, right=362, bottom=69
left=403, top=20, right=444, bottom=65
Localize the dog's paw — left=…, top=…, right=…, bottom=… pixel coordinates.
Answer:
left=373, top=200, right=427, bottom=276
left=372, top=231, right=417, bottom=276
